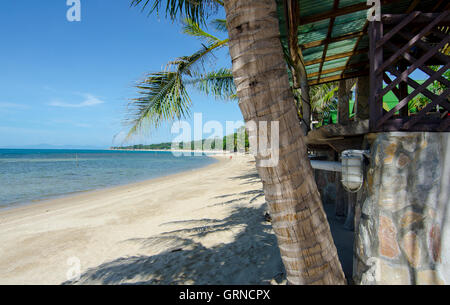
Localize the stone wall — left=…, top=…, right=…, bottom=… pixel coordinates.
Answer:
left=354, top=132, right=450, bottom=285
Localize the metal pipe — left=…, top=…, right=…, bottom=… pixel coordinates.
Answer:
left=310, top=160, right=342, bottom=172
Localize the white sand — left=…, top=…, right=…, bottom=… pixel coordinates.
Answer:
left=0, top=154, right=285, bottom=285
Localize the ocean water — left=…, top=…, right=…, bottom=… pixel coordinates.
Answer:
left=0, top=149, right=216, bottom=209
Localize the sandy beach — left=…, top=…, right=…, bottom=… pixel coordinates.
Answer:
left=0, top=154, right=286, bottom=285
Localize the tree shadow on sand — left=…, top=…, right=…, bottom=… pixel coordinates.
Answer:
left=64, top=166, right=353, bottom=285
left=64, top=189, right=286, bottom=285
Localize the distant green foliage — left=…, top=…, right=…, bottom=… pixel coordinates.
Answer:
left=113, top=128, right=249, bottom=152
left=309, top=82, right=340, bottom=128
left=111, top=142, right=173, bottom=150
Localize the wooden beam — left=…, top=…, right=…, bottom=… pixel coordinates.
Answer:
left=317, top=0, right=340, bottom=83
left=402, top=88, right=450, bottom=129
left=306, top=120, right=369, bottom=142
left=398, top=63, right=409, bottom=117
left=386, top=65, right=447, bottom=102
left=396, top=29, right=450, bottom=65
left=437, top=116, right=450, bottom=132
left=369, top=21, right=384, bottom=131
left=432, top=0, right=445, bottom=12
left=300, top=30, right=366, bottom=50
left=375, top=118, right=447, bottom=132
left=382, top=72, right=402, bottom=99
left=378, top=36, right=450, bottom=98
left=406, top=0, right=421, bottom=13
left=376, top=11, right=450, bottom=75
left=304, top=48, right=369, bottom=66
left=284, top=0, right=311, bottom=133
left=381, top=12, right=450, bottom=25
left=299, top=0, right=403, bottom=26
left=340, top=21, right=369, bottom=78
left=308, top=61, right=369, bottom=78
left=384, top=41, right=450, bottom=88
left=308, top=71, right=368, bottom=86
left=299, top=2, right=367, bottom=26
left=376, top=11, right=421, bottom=49
left=377, top=64, right=450, bottom=128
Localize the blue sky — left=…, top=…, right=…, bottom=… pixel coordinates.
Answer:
left=0, top=1, right=431, bottom=149
left=0, top=0, right=242, bottom=148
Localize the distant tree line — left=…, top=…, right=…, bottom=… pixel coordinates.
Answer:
left=112, top=129, right=249, bottom=152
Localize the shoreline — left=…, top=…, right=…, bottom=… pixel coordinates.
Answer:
left=0, top=155, right=224, bottom=216
left=0, top=154, right=221, bottom=213
left=0, top=153, right=286, bottom=285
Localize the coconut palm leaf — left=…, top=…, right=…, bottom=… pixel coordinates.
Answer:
left=210, top=19, right=227, bottom=32
left=182, top=18, right=221, bottom=44
left=127, top=71, right=191, bottom=136
left=127, top=37, right=228, bottom=137
left=130, top=0, right=223, bottom=25
left=310, top=82, right=339, bottom=112
left=188, top=68, right=236, bottom=100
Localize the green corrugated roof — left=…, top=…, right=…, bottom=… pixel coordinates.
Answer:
left=276, top=0, right=440, bottom=86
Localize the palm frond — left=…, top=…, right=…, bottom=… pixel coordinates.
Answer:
left=127, top=39, right=229, bottom=137
left=130, top=0, right=222, bottom=24
left=127, top=71, right=191, bottom=138
left=188, top=68, right=236, bottom=100
left=210, top=19, right=227, bottom=32
left=310, top=82, right=339, bottom=112
left=167, top=38, right=228, bottom=77
left=182, top=18, right=220, bottom=44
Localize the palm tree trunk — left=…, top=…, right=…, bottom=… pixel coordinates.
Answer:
left=223, top=0, right=346, bottom=285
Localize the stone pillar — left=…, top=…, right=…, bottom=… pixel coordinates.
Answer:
left=355, top=76, right=370, bottom=120
left=354, top=132, right=450, bottom=285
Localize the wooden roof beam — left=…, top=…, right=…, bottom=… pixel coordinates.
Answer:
left=298, top=0, right=403, bottom=26
left=432, top=0, right=445, bottom=12
left=317, top=0, right=340, bottom=82
left=309, top=71, right=369, bottom=86
left=300, top=30, right=366, bottom=49
left=406, top=0, right=420, bottom=13
left=308, top=61, right=369, bottom=78
left=340, top=21, right=369, bottom=78
left=304, top=48, right=369, bottom=66
left=381, top=13, right=450, bottom=25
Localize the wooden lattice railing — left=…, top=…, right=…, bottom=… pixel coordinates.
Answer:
left=369, top=11, right=450, bottom=132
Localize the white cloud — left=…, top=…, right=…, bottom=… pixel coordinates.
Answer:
left=48, top=94, right=105, bottom=108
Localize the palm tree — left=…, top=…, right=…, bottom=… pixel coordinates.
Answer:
left=128, top=0, right=346, bottom=285
left=126, top=17, right=233, bottom=136
left=309, top=82, right=339, bottom=127
left=222, top=0, right=345, bottom=285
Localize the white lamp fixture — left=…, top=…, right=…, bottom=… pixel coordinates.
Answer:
left=341, top=150, right=369, bottom=193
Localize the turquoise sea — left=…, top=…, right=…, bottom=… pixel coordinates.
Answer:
left=0, top=149, right=216, bottom=209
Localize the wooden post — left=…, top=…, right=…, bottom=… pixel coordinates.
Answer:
left=338, top=80, right=349, bottom=124
left=356, top=76, right=370, bottom=120
left=285, top=0, right=311, bottom=134
left=399, top=63, right=409, bottom=117
left=338, top=79, right=355, bottom=125
left=369, top=21, right=384, bottom=131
